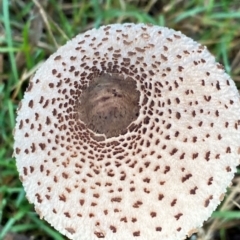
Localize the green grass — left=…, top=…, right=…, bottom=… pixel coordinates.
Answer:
left=1, top=0, right=240, bottom=239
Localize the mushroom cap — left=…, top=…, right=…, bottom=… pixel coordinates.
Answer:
left=14, top=23, right=240, bottom=240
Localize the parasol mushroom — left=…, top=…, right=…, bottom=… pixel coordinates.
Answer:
left=13, top=23, right=240, bottom=240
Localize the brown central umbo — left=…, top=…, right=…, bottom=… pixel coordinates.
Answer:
left=78, top=73, right=140, bottom=138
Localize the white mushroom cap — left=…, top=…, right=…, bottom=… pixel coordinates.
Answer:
left=14, top=23, right=240, bottom=240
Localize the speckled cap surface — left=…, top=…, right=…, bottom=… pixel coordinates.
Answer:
left=14, top=23, right=240, bottom=240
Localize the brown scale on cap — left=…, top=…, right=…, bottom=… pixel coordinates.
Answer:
left=78, top=73, right=140, bottom=139
left=14, top=23, right=240, bottom=240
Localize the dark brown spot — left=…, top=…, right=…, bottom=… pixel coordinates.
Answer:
left=23, top=167, right=27, bottom=176
left=39, top=143, right=46, bottom=150
left=158, top=194, right=164, bottom=200
left=208, top=177, right=213, bottom=185
left=46, top=116, right=51, bottom=125
left=128, top=51, right=136, bottom=56
left=182, top=174, right=192, bottom=182
left=178, top=66, right=184, bottom=72
left=226, top=147, right=231, bottom=153
left=204, top=95, right=211, bottom=102
left=120, top=217, right=127, bottom=223
left=226, top=166, right=231, bottom=172
left=133, top=231, right=140, bottom=237
left=35, top=193, right=42, bottom=203
left=111, top=197, right=122, bottom=202
left=52, top=69, right=57, bottom=75
left=28, top=100, right=33, bottom=108
left=64, top=212, right=71, bottom=218
left=170, top=148, right=178, bottom=155
left=65, top=228, right=75, bottom=234
left=94, top=232, right=105, bottom=238
left=161, top=54, right=167, bottom=61
left=79, top=199, right=85, bottom=206
left=192, top=153, right=198, bottom=159
left=190, top=187, right=198, bottom=194
left=205, top=151, right=210, bottom=161
left=164, top=166, right=170, bottom=174
left=171, top=199, right=177, bottom=206
left=54, top=55, right=61, bottom=60
left=135, top=47, right=145, bottom=52
left=59, top=194, right=66, bottom=202
left=174, top=213, right=183, bottom=220
left=204, top=195, right=213, bottom=207
left=176, top=112, right=181, bottom=119
left=110, top=225, right=117, bottom=233
left=179, top=153, right=185, bottom=160
left=150, top=212, right=157, bottom=217
left=133, top=201, right=143, bottom=208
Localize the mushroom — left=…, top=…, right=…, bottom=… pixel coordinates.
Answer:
left=13, top=23, right=240, bottom=240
